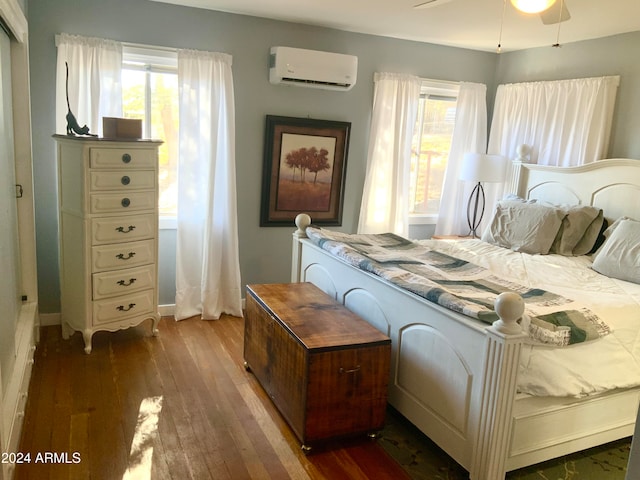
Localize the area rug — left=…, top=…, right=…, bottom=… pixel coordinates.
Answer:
left=378, top=407, right=630, bottom=480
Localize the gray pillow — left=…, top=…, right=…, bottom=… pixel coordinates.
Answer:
left=592, top=218, right=640, bottom=284
left=549, top=205, right=604, bottom=256
left=482, top=200, right=565, bottom=254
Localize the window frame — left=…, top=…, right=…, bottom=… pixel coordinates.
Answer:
left=122, top=44, right=178, bottom=229
left=409, top=79, right=460, bottom=226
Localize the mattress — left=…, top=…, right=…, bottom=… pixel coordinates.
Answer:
left=421, top=238, right=640, bottom=397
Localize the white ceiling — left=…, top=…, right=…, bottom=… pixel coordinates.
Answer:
left=151, top=0, right=640, bottom=52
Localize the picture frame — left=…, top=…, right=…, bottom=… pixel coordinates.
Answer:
left=260, top=115, right=351, bottom=226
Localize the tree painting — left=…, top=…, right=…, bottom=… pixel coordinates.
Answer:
left=277, top=133, right=336, bottom=212
left=261, top=116, right=350, bottom=226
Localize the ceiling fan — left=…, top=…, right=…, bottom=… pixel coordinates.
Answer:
left=413, top=0, right=570, bottom=24
left=538, top=0, right=570, bottom=25
left=510, top=0, right=571, bottom=24
left=413, top=0, right=453, bottom=8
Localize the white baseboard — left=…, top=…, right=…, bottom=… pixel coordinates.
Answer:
left=39, top=312, right=61, bottom=326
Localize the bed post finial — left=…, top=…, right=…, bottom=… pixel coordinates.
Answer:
left=493, top=292, right=525, bottom=335
left=516, top=144, right=531, bottom=163
left=295, top=213, right=311, bottom=235
left=292, top=214, right=311, bottom=283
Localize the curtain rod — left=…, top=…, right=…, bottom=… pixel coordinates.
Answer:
left=55, top=33, right=179, bottom=54
left=122, top=41, right=178, bottom=54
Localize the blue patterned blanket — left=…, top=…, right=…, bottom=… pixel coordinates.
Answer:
left=306, top=227, right=610, bottom=346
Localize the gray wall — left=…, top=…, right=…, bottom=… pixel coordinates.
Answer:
left=495, top=31, right=640, bottom=159
left=26, top=0, right=640, bottom=314
left=27, top=0, right=496, bottom=313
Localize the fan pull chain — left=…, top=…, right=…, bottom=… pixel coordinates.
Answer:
left=497, top=0, right=507, bottom=53
left=552, top=0, right=564, bottom=47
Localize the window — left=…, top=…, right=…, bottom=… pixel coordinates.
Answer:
left=409, top=81, right=459, bottom=223
left=122, top=46, right=179, bottom=221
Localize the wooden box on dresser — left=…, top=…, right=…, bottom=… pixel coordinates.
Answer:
left=54, top=135, right=163, bottom=354
left=244, top=282, right=391, bottom=450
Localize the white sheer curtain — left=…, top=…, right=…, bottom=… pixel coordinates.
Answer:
left=175, top=49, right=242, bottom=321
left=358, top=73, right=421, bottom=237
left=434, top=82, right=487, bottom=236
left=488, top=76, right=620, bottom=166
left=55, top=33, right=122, bottom=136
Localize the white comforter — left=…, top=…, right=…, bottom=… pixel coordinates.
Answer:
left=420, top=239, right=640, bottom=398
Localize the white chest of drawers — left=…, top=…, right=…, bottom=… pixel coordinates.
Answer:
left=55, top=135, right=163, bottom=353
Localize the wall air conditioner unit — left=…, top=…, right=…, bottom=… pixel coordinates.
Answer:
left=269, top=46, right=357, bottom=91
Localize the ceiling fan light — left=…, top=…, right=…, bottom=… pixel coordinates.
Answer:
left=510, top=0, right=556, bottom=14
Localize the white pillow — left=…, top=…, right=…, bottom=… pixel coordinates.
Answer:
left=592, top=218, right=640, bottom=284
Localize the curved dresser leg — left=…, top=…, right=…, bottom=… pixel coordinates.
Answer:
left=82, top=330, right=93, bottom=354
left=151, top=314, right=160, bottom=337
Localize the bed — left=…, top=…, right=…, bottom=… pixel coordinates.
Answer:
left=290, top=158, right=640, bottom=480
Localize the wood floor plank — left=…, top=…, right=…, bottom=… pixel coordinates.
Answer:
left=17, top=326, right=60, bottom=480
left=16, top=316, right=411, bottom=480
left=197, top=320, right=300, bottom=479
left=182, top=320, right=269, bottom=479
left=144, top=330, right=197, bottom=480
left=152, top=319, right=221, bottom=480
left=86, top=335, right=128, bottom=479
left=69, top=413, right=90, bottom=480
left=47, top=338, right=73, bottom=480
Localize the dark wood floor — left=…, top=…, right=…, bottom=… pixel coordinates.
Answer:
left=15, top=316, right=410, bottom=480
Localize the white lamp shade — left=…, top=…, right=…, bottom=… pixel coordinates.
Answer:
left=510, top=0, right=555, bottom=14
left=459, top=153, right=507, bottom=183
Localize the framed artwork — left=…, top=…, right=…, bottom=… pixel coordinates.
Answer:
left=260, top=115, right=351, bottom=226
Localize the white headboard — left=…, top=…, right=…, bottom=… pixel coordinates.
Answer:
left=509, top=159, right=640, bottom=221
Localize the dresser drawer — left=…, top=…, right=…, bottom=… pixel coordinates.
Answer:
left=92, top=289, right=155, bottom=326
left=92, top=264, right=156, bottom=300
left=91, top=213, right=156, bottom=245
left=90, top=169, right=156, bottom=191
left=90, top=147, right=157, bottom=169
left=92, top=239, right=155, bottom=272
left=90, top=190, right=156, bottom=214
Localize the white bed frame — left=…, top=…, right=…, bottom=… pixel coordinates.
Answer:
left=290, top=159, right=640, bottom=479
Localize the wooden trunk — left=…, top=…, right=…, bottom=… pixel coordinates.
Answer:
left=244, top=283, right=391, bottom=449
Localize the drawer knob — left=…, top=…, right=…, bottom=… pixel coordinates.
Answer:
left=115, top=225, right=136, bottom=233
left=117, top=278, right=137, bottom=287
left=122, top=153, right=132, bottom=163
left=121, top=175, right=131, bottom=185
left=339, top=365, right=361, bottom=374
left=116, top=303, right=136, bottom=312
left=115, top=252, right=136, bottom=260
left=121, top=198, right=131, bottom=207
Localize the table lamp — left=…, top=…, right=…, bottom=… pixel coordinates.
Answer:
left=459, top=153, right=507, bottom=238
